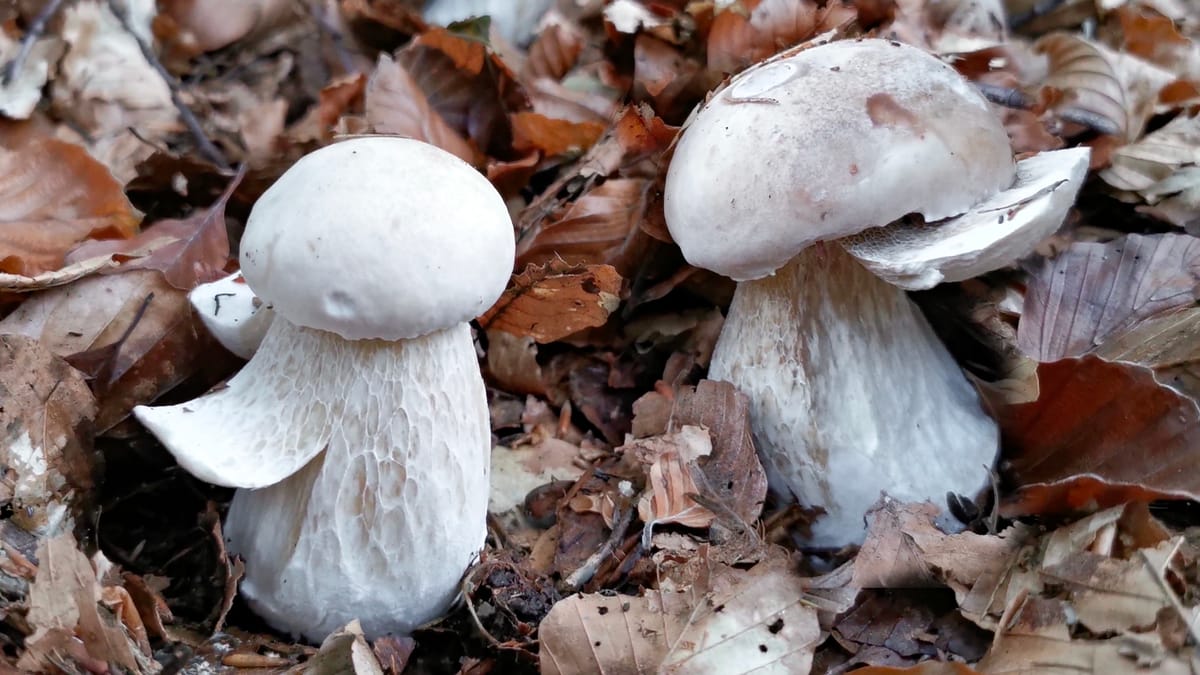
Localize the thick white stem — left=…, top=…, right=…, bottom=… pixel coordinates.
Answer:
left=710, top=245, right=998, bottom=547
left=221, top=320, right=490, bottom=641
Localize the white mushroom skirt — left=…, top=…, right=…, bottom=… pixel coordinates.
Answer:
left=141, top=318, right=491, bottom=641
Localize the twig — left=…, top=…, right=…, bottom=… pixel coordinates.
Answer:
left=1, top=0, right=67, bottom=86
left=460, top=564, right=503, bottom=647
left=561, top=493, right=636, bottom=593
left=103, top=0, right=231, bottom=169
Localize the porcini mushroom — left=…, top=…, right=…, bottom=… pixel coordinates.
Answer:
left=133, top=137, right=516, bottom=641
left=664, top=38, right=1089, bottom=547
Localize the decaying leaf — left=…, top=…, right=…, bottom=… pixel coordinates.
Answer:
left=631, top=380, right=768, bottom=524
left=305, top=621, right=385, bottom=675
left=622, top=425, right=716, bottom=531
left=479, top=261, right=623, bottom=343
left=853, top=500, right=1030, bottom=593
left=0, top=30, right=62, bottom=120
left=539, top=589, right=694, bottom=674
left=19, top=535, right=149, bottom=673
left=517, top=178, right=652, bottom=270
left=0, top=335, right=97, bottom=537
left=0, top=135, right=140, bottom=277
left=659, top=558, right=822, bottom=674
left=1101, top=113, right=1200, bottom=229
left=1018, top=233, right=1200, bottom=362
left=0, top=270, right=234, bottom=432
left=511, top=111, right=606, bottom=157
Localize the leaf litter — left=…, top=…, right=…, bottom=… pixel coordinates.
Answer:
left=3, top=0, right=1200, bottom=673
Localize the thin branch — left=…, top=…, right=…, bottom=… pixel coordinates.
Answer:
left=103, top=0, right=231, bottom=169
left=1, top=0, right=67, bottom=86
left=561, top=496, right=636, bottom=593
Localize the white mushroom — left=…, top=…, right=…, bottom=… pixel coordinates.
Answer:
left=133, top=137, right=516, bottom=641
left=664, top=39, right=1089, bottom=547
left=187, top=270, right=275, bottom=360
left=422, top=0, right=554, bottom=45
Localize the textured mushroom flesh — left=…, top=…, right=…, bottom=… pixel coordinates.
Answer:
left=709, top=245, right=999, bottom=546
left=198, top=320, right=488, bottom=640
left=188, top=270, right=275, bottom=360
left=664, top=39, right=1015, bottom=282
left=842, top=147, right=1092, bottom=289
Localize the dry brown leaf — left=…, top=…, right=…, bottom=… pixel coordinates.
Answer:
left=1033, top=33, right=1129, bottom=138
left=631, top=380, right=768, bottom=524
left=1115, top=5, right=1200, bottom=78
left=0, top=136, right=140, bottom=276
left=306, top=621, right=385, bottom=675
left=634, top=34, right=707, bottom=119
left=707, top=0, right=821, bottom=74
left=1000, top=356, right=1200, bottom=516
left=660, top=559, right=822, bottom=674
left=523, top=22, right=585, bottom=81
left=486, top=329, right=547, bottom=396
left=365, top=53, right=479, bottom=164
left=20, top=534, right=146, bottom=673
left=0, top=270, right=235, bottom=432
left=1041, top=537, right=1179, bottom=633
left=478, top=261, right=623, bottom=343
left=288, top=73, right=368, bottom=144
left=517, top=178, right=651, bottom=269
left=975, top=596, right=1193, bottom=674
left=1018, top=233, right=1200, bottom=361
left=0, top=335, right=97, bottom=537
left=622, top=425, right=716, bottom=530
left=538, top=589, right=694, bottom=674
left=66, top=167, right=240, bottom=291
left=511, top=111, right=606, bottom=157
left=1101, top=114, right=1200, bottom=229
left=854, top=500, right=1030, bottom=593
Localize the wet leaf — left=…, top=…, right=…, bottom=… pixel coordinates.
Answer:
left=479, top=261, right=623, bottom=343
left=0, top=136, right=140, bottom=276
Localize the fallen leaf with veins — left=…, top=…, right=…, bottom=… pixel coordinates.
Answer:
left=0, top=135, right=140, bottom=277
left=366, top=53, right=478, bottom=164
left=539, top=589, right=694, bottom=674
left=479, top=261, right=623, bottom=343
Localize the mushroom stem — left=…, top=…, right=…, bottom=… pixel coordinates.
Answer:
left=137, top=318, right=490, bottom=640
left=709, top=244, right=998, bottom=547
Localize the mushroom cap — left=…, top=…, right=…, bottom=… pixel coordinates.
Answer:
left=240, top=137, right=516, bottom=340
left=664, top=38, right=1016, bottom=281
left=188, top=271, right=275, bottom=360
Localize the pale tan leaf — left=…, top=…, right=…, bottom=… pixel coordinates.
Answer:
left=1034, top=33, right=1128, bottom=139
left=538, top=590, right=694, bottom=674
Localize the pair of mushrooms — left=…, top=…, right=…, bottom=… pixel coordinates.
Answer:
left=135, top=38, right=1087, bottom=642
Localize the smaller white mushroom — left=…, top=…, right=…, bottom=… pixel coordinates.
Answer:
left=187, top=271, right=275, bottom=360
left=134, top=137, right=516, bottom=641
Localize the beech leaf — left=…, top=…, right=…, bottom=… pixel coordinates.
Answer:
left=478, top=261, right=623, bottom=343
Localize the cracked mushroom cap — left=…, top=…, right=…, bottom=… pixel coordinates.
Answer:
left=240, top=136, right=516, bottom=340
left=664, top=38, right=1016, bottom=282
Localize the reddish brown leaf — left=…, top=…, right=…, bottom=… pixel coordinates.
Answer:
left=510, top=112, right=605, bottom=157
left=1018, top=233, right=1200, bottom=361
left=0, top=136, right=140, bottom=276
left=478, top=261, right=623, bottom=343
left=1000, top=356, right=1200, bottom=516
left=517, top=178, right=651, bottom=269
left=365, top=53, right=479, bottom=164
left=1116, top=5, right=1193, bottom=72
left=288, top=73, right=368, bottom=144
left=523, top=23, right=585, bottom=82
left=706, top=0, right=823, bottom=74
left=66, top=167, right=242, bottom=291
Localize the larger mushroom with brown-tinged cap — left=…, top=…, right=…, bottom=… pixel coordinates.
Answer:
left=665, top=38, right=1089, bottom=547
left=133, top=137, right=516, bottom=641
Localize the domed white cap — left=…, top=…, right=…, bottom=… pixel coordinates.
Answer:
left=240, top=137, right=516, bottom=340
left=664, top=38, right=1015, bottom=281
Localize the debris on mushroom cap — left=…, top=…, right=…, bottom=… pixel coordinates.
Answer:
left=842, top=147, right=1093, bottom=290
left=239, top=136, right=516, bottom=341
left=709, top=245, right=999, bottom=546
left=188, top=270, right=275, bottom=360
left=664, top=38, right=1015, bottom=282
